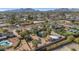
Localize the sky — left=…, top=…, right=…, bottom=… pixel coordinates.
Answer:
left=0, top=8, right=55, bottom=11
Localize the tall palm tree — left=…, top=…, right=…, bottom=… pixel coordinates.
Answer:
left=20, top=30, right=32, bottom=50
left=15, top=30, right=32, bottom=50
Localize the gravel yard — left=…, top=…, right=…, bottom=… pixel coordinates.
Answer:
left=54, top=43, right=79, bottom=51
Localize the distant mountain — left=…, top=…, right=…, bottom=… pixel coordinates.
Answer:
left=53, top=8, right=70, bottom=12
left=70, top=8, right=79, bottom=12
left=53, top=8, right=79, bottom=12
left=5, top=8, right=36, bottom=12
left=3, top=8, right=79, bottom=12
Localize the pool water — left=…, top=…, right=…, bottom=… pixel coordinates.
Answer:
left=0, top=40, right=13, bottom=47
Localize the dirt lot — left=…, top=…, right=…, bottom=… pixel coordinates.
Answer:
left=54, top=43, right=79, bottom=51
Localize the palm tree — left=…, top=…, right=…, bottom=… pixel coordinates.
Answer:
left=14, top=37, right=22, bottom=49
left=20, top=30, right=32, bottom=50
left=14, top=29, right=32, bottom=50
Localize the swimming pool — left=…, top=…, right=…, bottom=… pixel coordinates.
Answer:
left=0, top=40, right=13, bottom=47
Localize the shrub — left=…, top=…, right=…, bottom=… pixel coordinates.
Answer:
left=37, top=31, right=47, bottom=37
left=32, top=40, right=39, bottom=47
left=16, top=30, right=21, bottom=34
left=74, top=38, right=79, bottom=44
left=67, top=36, right=75, bottom=42
left=70, top=48, right=76, bottom=51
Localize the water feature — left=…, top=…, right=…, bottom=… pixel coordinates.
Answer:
left=0, top=40, right=13, bottom=47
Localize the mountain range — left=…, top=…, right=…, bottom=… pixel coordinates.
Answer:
left=3, top=8, right=79, bottom=12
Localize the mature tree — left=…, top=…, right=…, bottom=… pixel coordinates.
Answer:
left=7, top=14, right=19, bottom=24
left=28, top=15, right=33, bottom=20
left=20, top=30, right=32, bottom=41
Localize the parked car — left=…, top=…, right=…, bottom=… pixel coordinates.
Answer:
left=0, top=33, right=7, bottom=41
left=3, top=33, right=16, bottom=38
